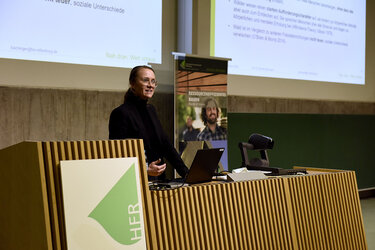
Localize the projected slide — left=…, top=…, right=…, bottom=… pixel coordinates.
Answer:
left=212, top=0, right=366, bottom=84
left=0, top=0, right=161, bottom=68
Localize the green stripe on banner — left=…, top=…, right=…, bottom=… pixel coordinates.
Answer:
left=210, top=0, right=216, bottom=56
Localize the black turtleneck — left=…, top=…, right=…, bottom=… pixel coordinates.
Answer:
left=126, top=91, right=160, bottom=163
left=109, top=89, right=188, bottom=179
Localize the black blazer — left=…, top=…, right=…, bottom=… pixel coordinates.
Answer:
left=109, top=91, right=188, bottom=178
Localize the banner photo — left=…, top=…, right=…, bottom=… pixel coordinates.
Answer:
left=174, top=54, right=229, bottom=171
left=60, top=157, right=146, bottom=250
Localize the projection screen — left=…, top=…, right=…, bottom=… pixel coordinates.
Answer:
left=211, top=0, right=366, bottom=85
left=0, top=0, right=162, bottom=68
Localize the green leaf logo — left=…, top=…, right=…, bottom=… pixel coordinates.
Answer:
left=88, top=163, right=142, bottom=245
left=180, top=60, right=186, bottom=69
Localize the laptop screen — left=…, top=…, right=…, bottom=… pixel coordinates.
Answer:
left=185, top=148, right=225, bottom=184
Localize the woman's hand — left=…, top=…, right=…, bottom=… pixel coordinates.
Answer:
left=147, top=158, right=166, bottom=176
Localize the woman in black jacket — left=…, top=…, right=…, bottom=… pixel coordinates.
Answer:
left=109, top=65, right=188, bottom=179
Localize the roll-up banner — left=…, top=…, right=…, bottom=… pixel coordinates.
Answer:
left=173, top=53, right=230, bottom=171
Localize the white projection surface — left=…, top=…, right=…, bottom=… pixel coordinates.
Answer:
left=212, top=0, right=366, bottom=84
left=0, top=0, right=161, bottom=68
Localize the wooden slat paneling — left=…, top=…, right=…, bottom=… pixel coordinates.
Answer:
left=286, top=172, right=368, bottom=250
left=150, top=178, right=300, bottom=249
left=149, top=171, right=367, bottom=249
left=3, top=140, right=367, bottom=249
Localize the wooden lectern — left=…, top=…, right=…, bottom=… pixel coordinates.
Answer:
left=0, top=140, right=156, bottom=250
left=0, top=140, right=368, bottom=249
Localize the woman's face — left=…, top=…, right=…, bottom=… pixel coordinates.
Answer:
left=131, top=68, right=157, bottom=100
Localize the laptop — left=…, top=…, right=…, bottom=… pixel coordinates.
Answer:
left=185, top=147, right=225, bottom=184
left=150, top=148, right=225, bottom=189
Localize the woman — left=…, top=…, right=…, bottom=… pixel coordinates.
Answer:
left=109, top=65, right=188, bottom=179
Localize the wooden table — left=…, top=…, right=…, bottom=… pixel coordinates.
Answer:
left=146, top=169, right=367, bottom=250
left=0, top=141, right=367, bottom=249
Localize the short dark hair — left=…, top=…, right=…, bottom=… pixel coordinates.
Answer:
left=201, top=98, right=220, bottom=125
left=129, top=65, right=155, bottom=85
